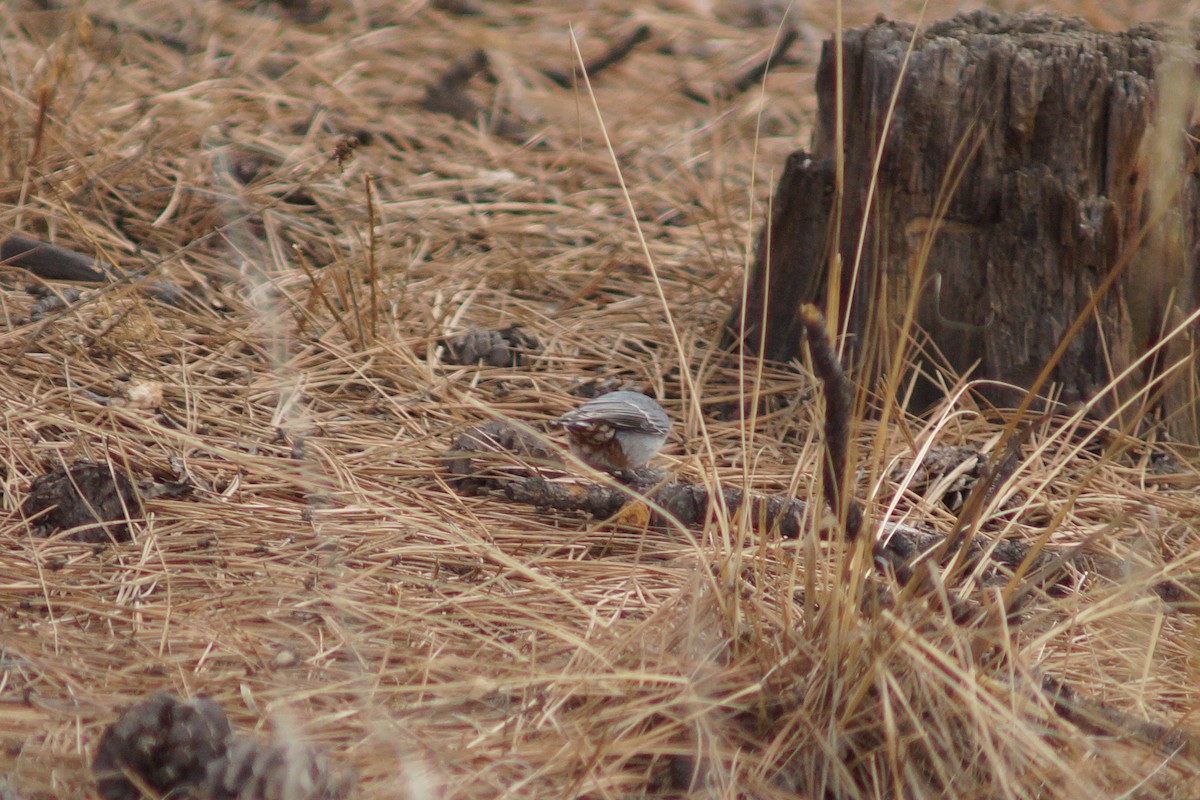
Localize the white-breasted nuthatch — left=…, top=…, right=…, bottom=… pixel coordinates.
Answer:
left=556, top=390, right=671, bottom=472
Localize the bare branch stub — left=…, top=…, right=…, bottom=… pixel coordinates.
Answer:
left=722, top=152, right=835, bottom=361
left=800, top=304, right=862, bottom=541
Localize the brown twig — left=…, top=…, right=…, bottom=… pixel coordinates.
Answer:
left=88, top=14, right=194, bottom=53
left=683, top=28, right=798, bottom=103
left=430, top=0, right=483, bottom=15
left=2, top=235, right=109, bottom=283
left=1041, top=674, right=1200, bottom=760
left=800, top=304, right=862, bottom=540
left=420, top=50, right=527, bottom=139
left=443, top=421, right=1091, bottom=596
left=542, top=25, right=652, bottom=89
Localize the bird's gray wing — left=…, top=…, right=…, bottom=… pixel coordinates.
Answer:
left=559, top=394, right=670, bottom=435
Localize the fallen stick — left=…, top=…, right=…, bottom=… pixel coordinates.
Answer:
left=2, top=235, right=109, bottom=283
left=542, top=25, right=652, bottom=89
left=684, top=28, right=798, bottom=103
left=420, top=50, right=527, bottom=139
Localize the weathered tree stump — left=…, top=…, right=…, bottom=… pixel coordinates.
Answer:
left=727, top=10, right=1200, bottom=436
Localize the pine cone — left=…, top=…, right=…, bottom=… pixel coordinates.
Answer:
left=92, top=692, right=232, bottom=800
left=23, top=460, right=142, bottom=542
left=440, top=324, right=541, bottom=367
left=203, top=736, right=356, bottom=800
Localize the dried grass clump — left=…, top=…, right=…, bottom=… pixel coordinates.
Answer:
left=2, top=1, right=1200, bottom=799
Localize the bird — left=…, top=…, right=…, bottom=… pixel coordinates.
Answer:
left=556, top=390, right=671, bottom=473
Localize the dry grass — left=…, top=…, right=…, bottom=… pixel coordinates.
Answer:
left=2, top=1, right=1200, bottom=798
